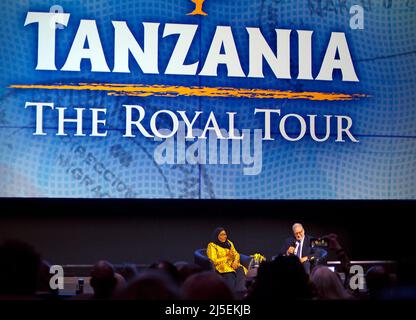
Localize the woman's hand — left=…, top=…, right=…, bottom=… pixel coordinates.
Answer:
left=231, top=260, right=239, bottom=270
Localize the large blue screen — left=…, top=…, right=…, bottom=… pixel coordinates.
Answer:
left=0, top=0, right=415, bottom=199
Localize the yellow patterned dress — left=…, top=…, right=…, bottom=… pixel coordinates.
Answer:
left=206, top=240, right=248, bottom=274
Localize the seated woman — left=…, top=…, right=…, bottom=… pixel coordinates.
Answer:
left=206, top=227, right=247, bottom=292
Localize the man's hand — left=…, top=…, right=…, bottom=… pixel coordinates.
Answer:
left=287, top=246, right=295, bottom=255
left=231, top=260, right=239, bottom=270
left=300, top=256, right=308, bottom=263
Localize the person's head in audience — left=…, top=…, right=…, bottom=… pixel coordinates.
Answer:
left=365, top=266, right=393, bottom=299
left=176, top=263, right=203, bottom=284
left=150, top=260, right=181, bottom=284
left=181, top=271, right=234, bottom=300
left=90, top=260, right=117, bottom=299
left=119, top=263, right=139, bottom=283
left=116, top=269, right=180, bottom=300
left=247, top=255, right=312, bottom=300
left=114, top=272, right=127, bottom=293
left=0, top=240, right=41, bottom=296
left=381, top=258, right=416, bottom=299
left=311, top=266, right=352, bottom=300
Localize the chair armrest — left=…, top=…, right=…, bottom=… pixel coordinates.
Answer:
left=194, top=249, right=214, bottom=271
left=240, top=254, right=252, bottom=269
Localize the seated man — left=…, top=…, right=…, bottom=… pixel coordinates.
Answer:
left=279, top=223, right=320, bottom=274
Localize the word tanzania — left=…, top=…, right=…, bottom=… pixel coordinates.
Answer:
left=24, top=12, right=359, bottom=81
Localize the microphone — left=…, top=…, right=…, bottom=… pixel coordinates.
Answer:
left=294, top=240, right=301, bottom=257
left=287, top=240, right=298, bottom=256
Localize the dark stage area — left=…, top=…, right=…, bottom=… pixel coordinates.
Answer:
left=0, top=199, right=412, bottom=265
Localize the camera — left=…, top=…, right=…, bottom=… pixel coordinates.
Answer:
left=310, top=237, right=329, bottom=248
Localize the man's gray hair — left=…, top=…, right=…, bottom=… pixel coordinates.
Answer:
left=292, top=223, right=304, bottom=231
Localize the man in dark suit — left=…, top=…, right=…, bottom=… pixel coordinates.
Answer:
left=280, top=223, right=320, bottom=274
